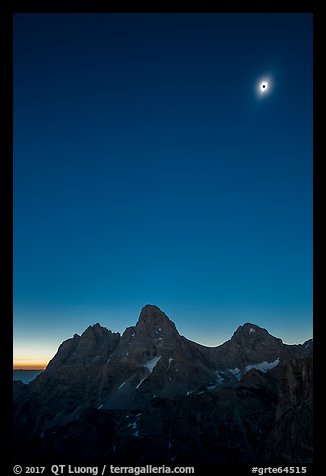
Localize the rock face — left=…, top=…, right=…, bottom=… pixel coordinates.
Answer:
left=259, top=355, right=313, bottom=463
left=13, top=305, right=313, bottom=464
left=212, top=322, right=309, bottom=371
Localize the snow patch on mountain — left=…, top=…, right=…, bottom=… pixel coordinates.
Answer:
left=245, top=358, right=280, bottom=373
left=136, top=356, right=162, bottom=389
left=136, top=376, right=148, bottom=389
left=142, top=356, right=161, bottom=373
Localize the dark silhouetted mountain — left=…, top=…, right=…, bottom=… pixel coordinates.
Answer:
left=13, top=305, right=312, bottom=465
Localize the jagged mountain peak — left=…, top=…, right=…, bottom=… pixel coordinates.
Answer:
left=213, top=322, right=288, bottom=372
left=13, top=305, right=313, bottom=465
left=45, top=323, right=120, bottom=372
left=112, top=305, right=180, bottom=369
left=232, top=322, right=281, bottom=344
left=81, top=322, right=119, bottom=338
left=86, top=322, right=103, bottom=330
left=235, top=322, right=268, bottom=335
left=139, top=304, right=171, bottom=320
left=136, top=304, right=178, bottom=335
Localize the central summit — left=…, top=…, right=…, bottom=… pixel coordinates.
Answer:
left=138, top=304, right=174, bottom=324
left=135, top=304, right=179, bottom=339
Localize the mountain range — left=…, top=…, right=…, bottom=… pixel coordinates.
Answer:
left=13, top=304, right=313, bottom=464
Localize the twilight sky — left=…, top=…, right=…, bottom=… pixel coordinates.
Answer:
left=13, top=13, right=312, bottom=369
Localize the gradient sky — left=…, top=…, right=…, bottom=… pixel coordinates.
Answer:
left=13, top=13, right=313, bottom=368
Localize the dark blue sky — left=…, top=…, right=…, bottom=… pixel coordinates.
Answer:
left=13, top=13, right=312, bottom=366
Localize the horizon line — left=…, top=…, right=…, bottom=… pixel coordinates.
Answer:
left=13, top=334, right=313, bottom=371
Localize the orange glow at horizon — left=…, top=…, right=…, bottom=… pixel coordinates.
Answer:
left=13, top=359, right=48, bottom=370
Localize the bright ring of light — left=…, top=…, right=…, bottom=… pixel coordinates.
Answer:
left=256, top=76, right=272, bottom=98
left=260, top=81, right=268, bottom=93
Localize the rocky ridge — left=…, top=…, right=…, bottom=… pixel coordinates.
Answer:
left=13, top=304, right=313, bottom=464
